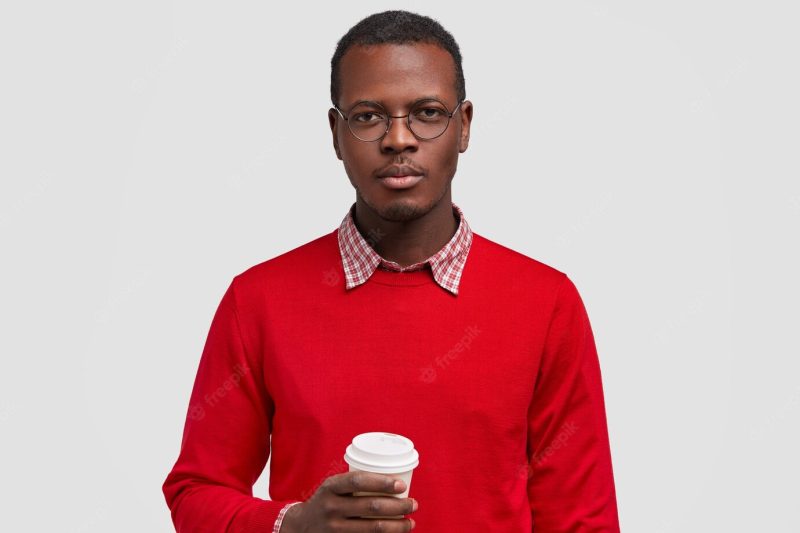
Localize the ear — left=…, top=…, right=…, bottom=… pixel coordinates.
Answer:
left=328, top=108, right=343, bottom=160
left=457, top=100, right=473, bottom=153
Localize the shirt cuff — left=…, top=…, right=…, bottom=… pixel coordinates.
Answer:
left=272, top=501, right=303, bottom=532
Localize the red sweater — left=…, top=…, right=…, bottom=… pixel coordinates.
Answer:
left=162, top=229, right=620, bottom=532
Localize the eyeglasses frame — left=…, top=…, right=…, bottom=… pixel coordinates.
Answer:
left=332, top=97, right=464, bottom=142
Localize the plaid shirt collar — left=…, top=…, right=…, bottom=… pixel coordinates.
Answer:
left=337, top=201, right=473, bottom=295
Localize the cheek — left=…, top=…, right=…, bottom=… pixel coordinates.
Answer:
left=343, top=145, right=383, bottom=175
left=431, top=140, right=460, bottom=176
left=340, top=144, right=375, bottom=182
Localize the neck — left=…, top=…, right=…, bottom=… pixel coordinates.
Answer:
left=352, top=192, right=458, bottom=268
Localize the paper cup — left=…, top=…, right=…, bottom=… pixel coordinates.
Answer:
left=343, top=432, right=419, bottom=519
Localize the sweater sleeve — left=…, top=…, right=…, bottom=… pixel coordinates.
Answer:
left=162, top=278, right=302, bottom=532
left=526, top=275, right=620, bottom=532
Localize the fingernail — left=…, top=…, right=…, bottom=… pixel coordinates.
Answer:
left=412, top=498, right=418, bottom=511
left=410, top=517, right=416, bottom=528
left=394, top=480, right=406, bottom=491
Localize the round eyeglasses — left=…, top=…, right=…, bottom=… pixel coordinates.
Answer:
left=333, top=98, right=464, bottom=142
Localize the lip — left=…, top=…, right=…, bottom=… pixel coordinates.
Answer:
left=379, top=175, right=424, bottom=189
left=377, top=164, right=424, bottom=178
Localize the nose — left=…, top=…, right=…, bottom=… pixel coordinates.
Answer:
left=380, top=114, right=419, bottom=153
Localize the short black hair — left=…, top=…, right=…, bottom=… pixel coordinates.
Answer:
left=330, top=10, right=466, bottom=108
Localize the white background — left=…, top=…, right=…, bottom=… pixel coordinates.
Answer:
left=1, top=1, right=798, bottom=531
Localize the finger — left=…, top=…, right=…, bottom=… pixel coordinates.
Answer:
left=332, top=516, right=416, bottom=532
left=345, top=495, right=417, bottom=519
left=325, top=471, right=405, bottom=496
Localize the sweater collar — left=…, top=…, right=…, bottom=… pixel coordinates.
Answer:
left=337, top=201, right=473, bottom=295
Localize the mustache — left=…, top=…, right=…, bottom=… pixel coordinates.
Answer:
left=376, top=159, right=426, bottom=178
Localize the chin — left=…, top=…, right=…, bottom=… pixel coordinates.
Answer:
left=376, top=197, right=437, bottom=222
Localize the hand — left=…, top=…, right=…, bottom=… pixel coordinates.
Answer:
left=281, top=471, right=418, bottom=532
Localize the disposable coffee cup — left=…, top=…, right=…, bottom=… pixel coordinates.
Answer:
left=343, top=432, right=419, bottom=519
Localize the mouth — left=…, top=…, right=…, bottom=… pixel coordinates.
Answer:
left=376, top=163, right=425, bottom=190
left=378, top=175, right=424, bottom=190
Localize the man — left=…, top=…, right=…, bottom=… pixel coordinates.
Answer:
left=163, top=10, right=620, bottom=532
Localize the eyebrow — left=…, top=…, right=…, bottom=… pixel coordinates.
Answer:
left=344, top=95, right=448, bottom=110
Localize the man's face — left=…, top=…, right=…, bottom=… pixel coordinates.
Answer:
left=328, top=42, right=473, bottom=222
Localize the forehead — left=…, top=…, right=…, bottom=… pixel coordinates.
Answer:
left=338, top=42, right=457, bottom=109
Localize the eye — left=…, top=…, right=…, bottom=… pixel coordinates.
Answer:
left=414, top=107, right=445, bottom=120
left=353, top=111, right=385, bottom=123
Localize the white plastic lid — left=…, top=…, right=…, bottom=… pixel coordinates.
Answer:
left=343, top=432, right=420, bottom=474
